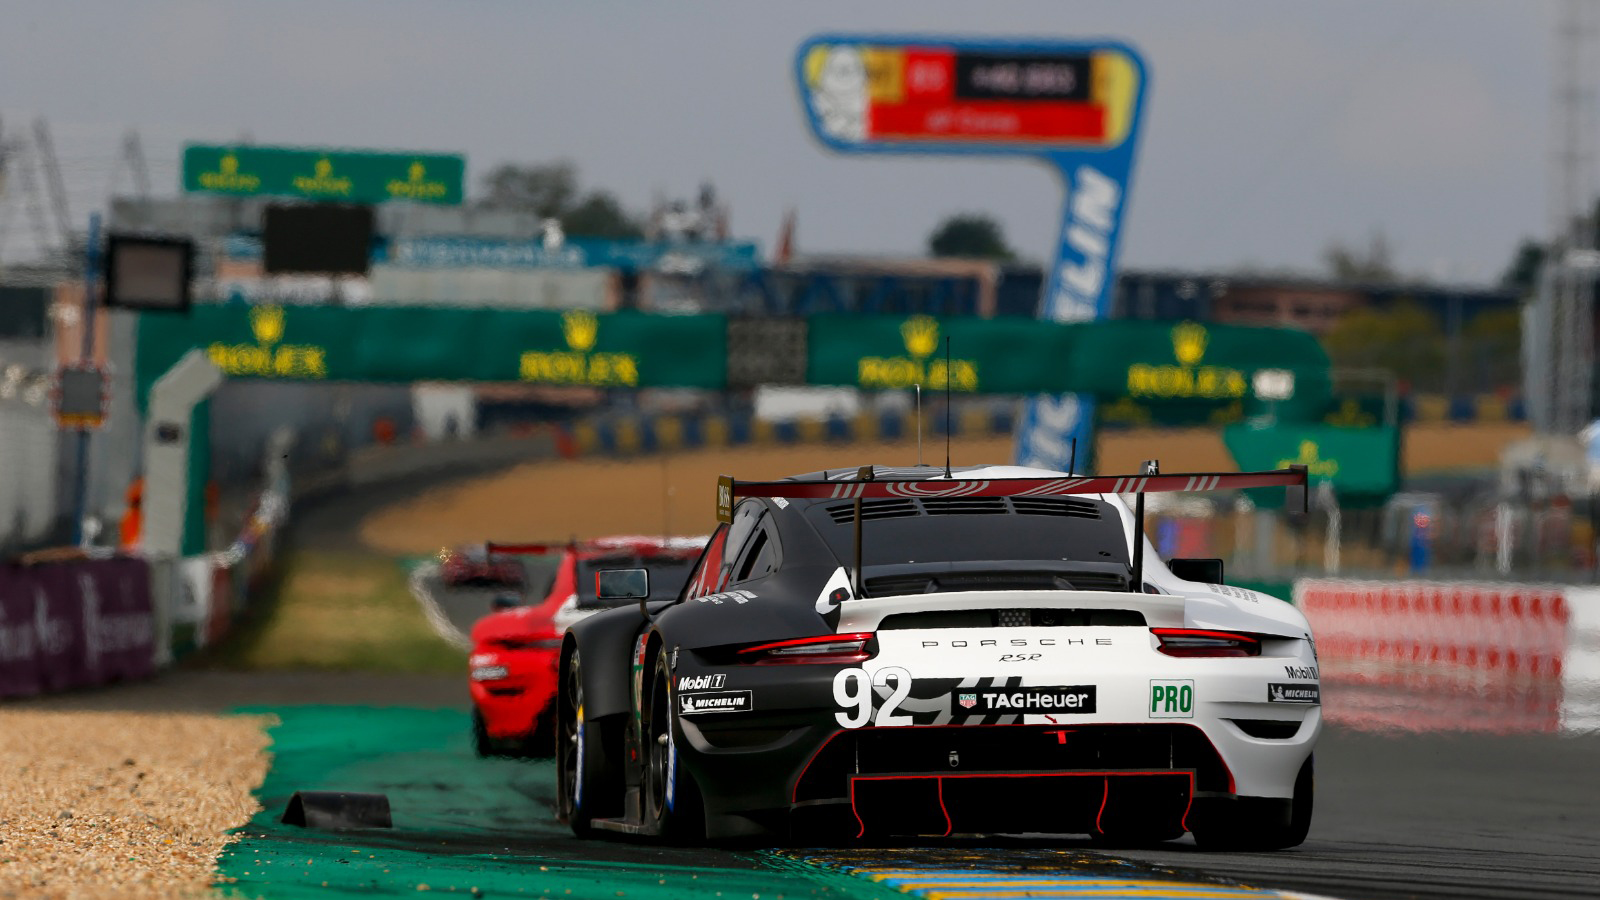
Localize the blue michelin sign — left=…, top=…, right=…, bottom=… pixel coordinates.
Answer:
left=794, top=34, right=1150, bottom=472
left=384, top=237, right=762, bottom=273
left=223, top=234, right=762, bottom=273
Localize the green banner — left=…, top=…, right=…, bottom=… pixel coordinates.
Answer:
left=182, top=145, right=465, bottom=205
left=137, top=308, right=1334, bottom=427
left=807, top=315, right=1050, bottom=394
left=135, top=306, right=726, bottom=405
left=807, top=315, right=1331, bottom=418
left=1223, top=422, right=1400, bottom=497
left=1071, top=320, right=1330, bottom=411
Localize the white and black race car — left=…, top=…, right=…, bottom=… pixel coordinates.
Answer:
left=556, top=461, right=1319, bottom=849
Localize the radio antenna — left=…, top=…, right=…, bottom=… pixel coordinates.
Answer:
left=943, top=335, right=953, bottom=478
left=915, top=383, right=924, bottom=466
left=1068, top=438, right=1077, bottom=474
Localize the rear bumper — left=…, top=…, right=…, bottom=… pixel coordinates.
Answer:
left=799, top=723, right=1219, bottom=838
left=668, top=632, right=1320, bottom=837
left=469, top=651, right=559, bottom=739
left=849, top=769, right=1195, bottom=838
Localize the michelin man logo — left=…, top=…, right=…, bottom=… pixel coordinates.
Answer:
left=808, top=45, right=869, bottom=142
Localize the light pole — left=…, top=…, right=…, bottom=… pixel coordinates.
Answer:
left=71, top=211, right=101, bottom=546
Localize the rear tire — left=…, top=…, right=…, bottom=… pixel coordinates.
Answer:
left=557, top=646, right=621, bottom=837
left=1192, top=755, right=1314, bottom=851
left=523, top=703, right=557, bottom=758
left=642, top=649, right=704, bottom=842
left=471, top=708, right=502, bottom=758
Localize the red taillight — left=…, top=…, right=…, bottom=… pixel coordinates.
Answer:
left=1151, top=627, right=1261, bottom=658
left=735, top=632, right=876, bottom=665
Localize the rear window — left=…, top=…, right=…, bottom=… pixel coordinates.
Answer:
left=576, top=554, right=698, bottom=608
left=802, top=496, right=1131, bottom=569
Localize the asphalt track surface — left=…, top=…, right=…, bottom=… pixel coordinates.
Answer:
left=415, top=574, right=1600, bottom=900
left=427, top=571, right=508, bottom=642
left=276, top=473, right=1600, bottom=899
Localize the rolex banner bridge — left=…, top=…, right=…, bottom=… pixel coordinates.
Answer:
left=129, top=307, right=1338, bottom=577
left=135, top=306, right=1334, bottom=419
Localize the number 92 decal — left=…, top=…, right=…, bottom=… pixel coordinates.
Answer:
left=832, top=666, right=912, bottom=728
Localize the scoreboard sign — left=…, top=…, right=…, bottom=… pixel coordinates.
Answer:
left=795, top=35, right=1151, bottom=473
left=798, top=39, right=1141, bottom=152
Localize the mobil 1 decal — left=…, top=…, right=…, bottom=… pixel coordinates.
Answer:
left=1149, top=679, right=1194, bottom=719
left=832, top=672, right=1097, bottom=728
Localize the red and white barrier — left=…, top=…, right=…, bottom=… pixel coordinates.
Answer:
left=1295, top=579, right=1584, bottom=735
left=1560, top=588, right=1600, bottom=734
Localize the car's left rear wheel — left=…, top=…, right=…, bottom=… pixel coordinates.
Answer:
left=557, top=647, right=621, bottom=837
left=472, top=709, right=512, bottom=758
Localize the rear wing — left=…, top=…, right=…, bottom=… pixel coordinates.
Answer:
left=485, top=538, right=712, bottom=557
left=485, top=541, right=574, bottom=556
left=715, top=465, right=1308, bottom=523
left=714, top=462, right=1308, bottom=598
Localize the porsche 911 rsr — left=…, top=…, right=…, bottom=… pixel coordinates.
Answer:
left=557, top=462, right=1318, bottom=850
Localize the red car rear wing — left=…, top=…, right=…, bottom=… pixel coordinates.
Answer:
left=485, top=539, right=707, bottom=558
left=714, top=462, right=1309, bottom=597
left=485, top=541, right=574, bottom=557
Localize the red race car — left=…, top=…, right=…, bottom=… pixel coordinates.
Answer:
left=468, top=535, right=707, bottom=758
left=440, top=543, right=526, bottom=588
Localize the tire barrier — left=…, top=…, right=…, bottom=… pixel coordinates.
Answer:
left=1295, top=579, right=1573, bottom=734
left=0, top=557, right=156, bottom=699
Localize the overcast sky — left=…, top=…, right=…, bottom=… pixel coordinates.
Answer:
left=0, top=0, right=1568, bottom=283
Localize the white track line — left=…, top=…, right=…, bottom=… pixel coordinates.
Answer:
left=407, top=562, right=472, bottom=651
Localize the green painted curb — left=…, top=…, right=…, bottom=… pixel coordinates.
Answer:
left=215, top=706, right=895, bottom=899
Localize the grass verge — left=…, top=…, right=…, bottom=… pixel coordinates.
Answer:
left=202, top=550, right=464, bottom=674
